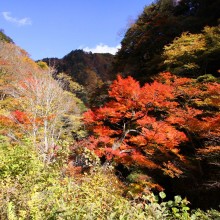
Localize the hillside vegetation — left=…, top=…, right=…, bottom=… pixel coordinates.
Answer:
left=0, top=0, right=220, bottom=219
left=42, top=50, right=115, bottom=104
left=114, top=0, right=220, bottom=81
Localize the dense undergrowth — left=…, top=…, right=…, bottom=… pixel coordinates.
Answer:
left=0, top=135, right=220, bottom=219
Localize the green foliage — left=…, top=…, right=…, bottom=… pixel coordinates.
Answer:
left=191, top=209, right=220, bottom=220
left=57, top=72, right=84, bottom=94
left=36, top=61, right=49, bottom=70
left=140, top=193, right=191, bottom=220
left=163, top=32, right=206, bottom=76
left=0, top=136, right=125, bottom=219
left=0, top=137, right=142, bottom=219
left=163, top=26, right=220, bottom=77
left=114, top=0, right=220, bottom=80
left=196, top=74, right=219, bottom=83
left=70, top=143, right=101, bottom=168
left=0, top=136, right=43, bottom=180
left=1, top=135, right=219, bottom=219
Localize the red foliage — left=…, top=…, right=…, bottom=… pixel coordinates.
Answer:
left=11, top=110, right=45, bottom=129
left=83, top=72, right=220, bottom=178
left=83, top=73, right=193, bottom=176
left=12, top=110, right=31, bottom=124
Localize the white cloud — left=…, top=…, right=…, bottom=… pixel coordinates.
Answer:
left=81, top=43, right=121, bottom=55
left=2, top=12, right=32, bottom=26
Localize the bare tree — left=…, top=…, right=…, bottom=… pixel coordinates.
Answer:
left=0, top=41, right=82, bottom=163
left=13, top=68, right=80, bottom=163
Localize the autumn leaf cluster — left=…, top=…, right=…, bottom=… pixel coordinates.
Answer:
left=83, top=72, right=220, bottom=189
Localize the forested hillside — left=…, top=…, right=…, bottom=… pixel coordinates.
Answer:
left=42, top=50, right=115, bottom=104
left=113, top=0, right=220, bottom=81
left=0, top=0, right=220, bottom=219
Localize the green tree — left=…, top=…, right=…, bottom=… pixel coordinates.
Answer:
left=114, top=0, right=220, bottom=82
left=163, top=26, right=220, bottom=77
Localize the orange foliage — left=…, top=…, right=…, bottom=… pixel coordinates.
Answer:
left=83, top=73, right=193, bottom=177
left=197, top=146, right=220, bottom=155
left=12, top=110, right=31, bottom=124
left=0, top=115, right=14, bottom=127
left=162, top=161, right=183, bottom=178
left=83, top=72, right=220, bottom=178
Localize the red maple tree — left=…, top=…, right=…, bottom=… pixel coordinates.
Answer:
left=83, top=72, right=220, bottom=181
left=83, top=74, right=192, bottom=177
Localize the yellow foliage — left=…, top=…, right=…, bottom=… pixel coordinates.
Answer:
left=164, top=32, right=206, bottom=66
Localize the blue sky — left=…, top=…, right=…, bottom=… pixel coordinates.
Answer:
left=1, top=1, right=153, bottom=60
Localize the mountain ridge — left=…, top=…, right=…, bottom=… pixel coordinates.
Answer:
left=41, top=49, right=115, bottom=91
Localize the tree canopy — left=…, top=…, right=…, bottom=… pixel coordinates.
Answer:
left=113, top=0, right=220, bottom=82
left=83, top=72, right=220, bottom=207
